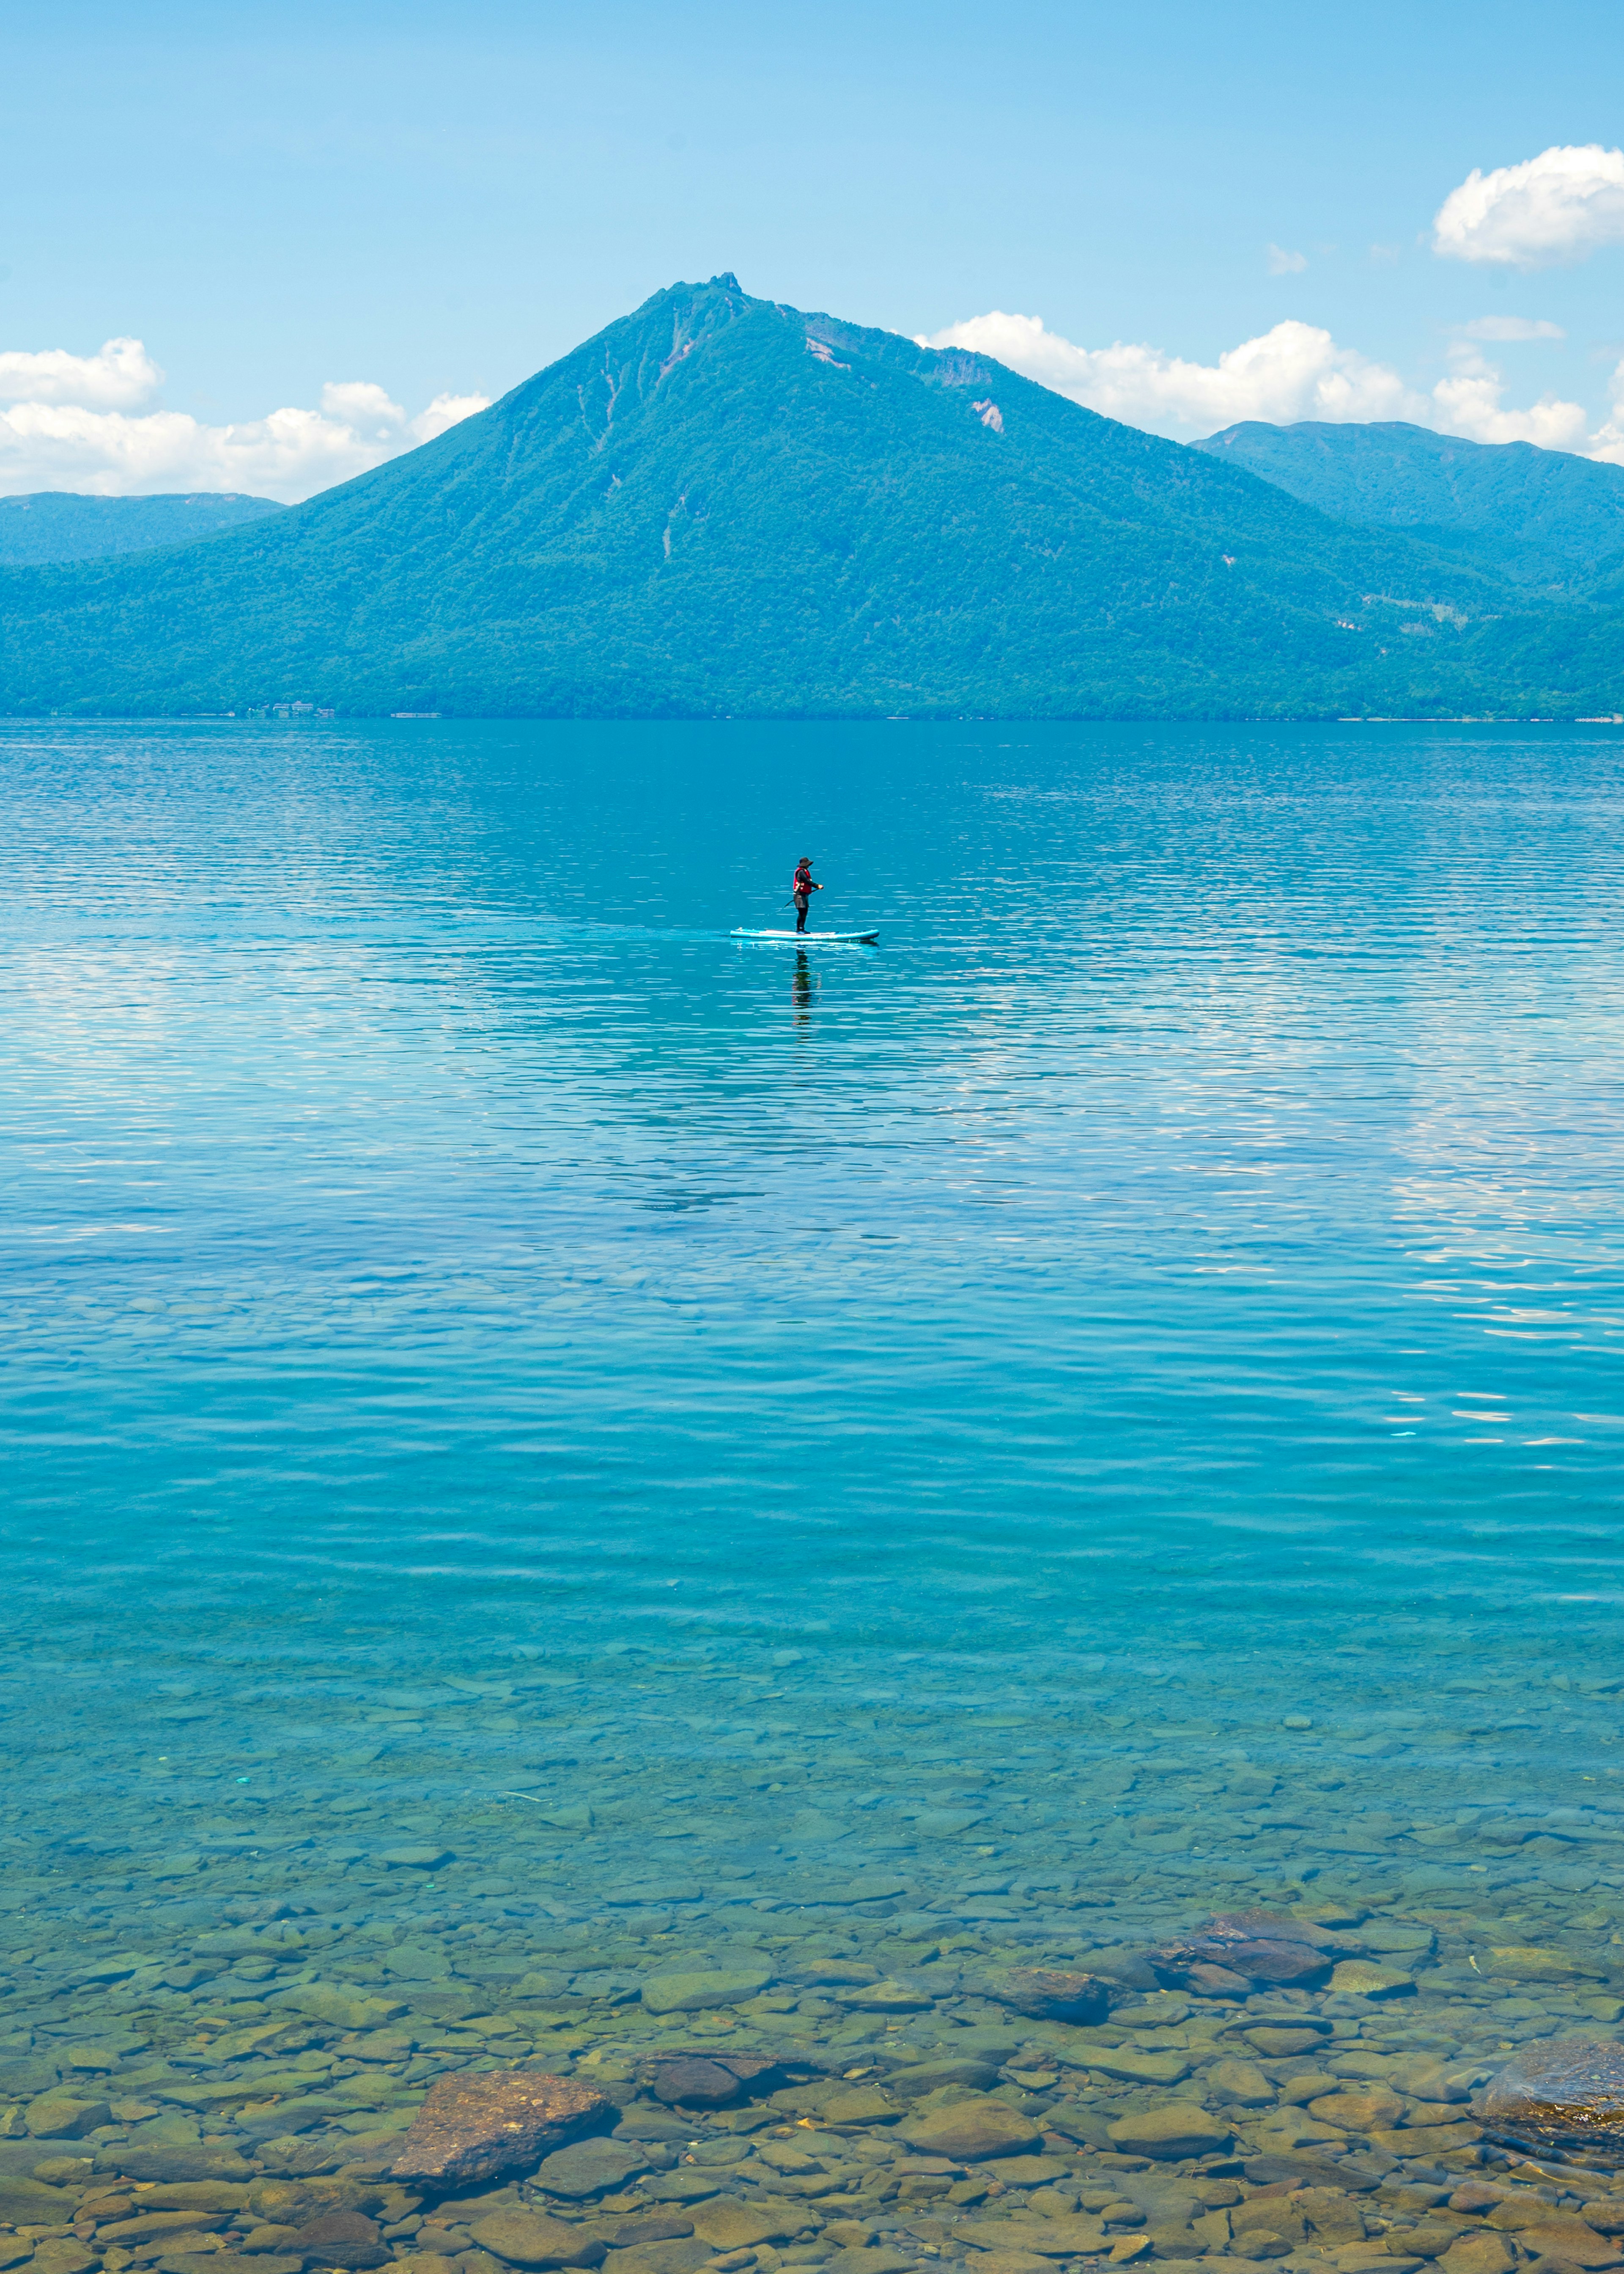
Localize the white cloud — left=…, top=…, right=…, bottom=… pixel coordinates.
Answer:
left=1433, top=143, right=1624, bottom=269
left=0, top=336, right=161, bottom=410
left=411, top=392, right=489, bottom=442
left=1456, top=316, right=1565, bottom=342
left=1266, top=244, right=1308, bottom=275
left=319, top=379, right=408, bottom=434
left=1431, top=342, right=1588, bottom=450
left=0, top=338, right=491, bottom=503
left=313, top=380, right=481, bottom=448
left=1586, top=362, right=1624, bottom=467
left=922, top=311, right=1423, bottom=434
left=922, top=307, right=1617, bottom=461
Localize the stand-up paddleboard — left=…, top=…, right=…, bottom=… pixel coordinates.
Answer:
left=731, top=926, right=879, bottom=944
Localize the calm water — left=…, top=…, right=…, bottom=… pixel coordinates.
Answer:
left=5, top=717, right=1624, bottom=2128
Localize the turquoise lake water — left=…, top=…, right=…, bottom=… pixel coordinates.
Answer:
left=5, top=716, right=1624, bottom=2125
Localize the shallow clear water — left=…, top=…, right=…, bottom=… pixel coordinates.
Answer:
left=5, top=718, right=1624, bottom=2162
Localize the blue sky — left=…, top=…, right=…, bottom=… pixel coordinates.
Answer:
left=5, top=0, right=1624, bottom=496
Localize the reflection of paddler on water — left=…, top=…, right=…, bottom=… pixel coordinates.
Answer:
left=793, top=949, right=815, bottom=1027
left=791, top=855, right=822, bottom=933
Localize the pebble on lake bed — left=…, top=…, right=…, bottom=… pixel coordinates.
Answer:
left=640, top=1969, right=773, bottom=2016
left=987, top=1968, right=1123, bottom=2024
left=897, top=2096, right=1042, bottom=2161
left=1105, top=2101, right=1232, bottom=2159
left=469, top=2210, right=609, bottom=2266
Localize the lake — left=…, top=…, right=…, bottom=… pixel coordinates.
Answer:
left=3, top=717, right=1624, bottom=2185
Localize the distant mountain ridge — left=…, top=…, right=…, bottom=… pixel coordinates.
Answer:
left=0, top=277, right=1621, bottom=718
left=0, top=491, right=284, bottom=568
left=1193, top=420, right=1624, bottom=592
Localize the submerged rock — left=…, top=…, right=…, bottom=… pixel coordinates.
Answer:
left=1487, top=1946, right=1604, bottom=1984
left=1151, top=1930, right=1333, bottom=1989
left=1084, top=2047, right=1191, bottom=2085
left=1184, top=1962, right=1255, bottom=1994
left=1206, top=2056, right=1275, bottom=2107
left=1152, top=1910, right=1367, bottom=1992
left=0, top=2176, right=79, bottom=2224
left=272, top=1984, right=408, bottom=2032
left=294, top=2212, right=388, bottom=2270
left=470, top=2209, right=609, bottom=2267
left=1210, top=1911, right=1358, bottom=1951
left=1245, top=2022, right=1334, bottom=2057
left=1442, top=2236, right=1518, bottom=2274
left=30, top=2249, right=98, bottom=2274
left=24, top=2093, right=111, bottom=2138
left=646, top=2051, right=785, bottom=2107
left=391, top=2071, right=612, bottom=2188
left=1477, top=2037, right=1624, bottom=2165
left=689, top=2198, right=808, bottom=2247
left=834, top=1979, right=933, bottom=2012
left=600, top=2244, right=711, bottom=2274
left=640, top=1966, right=772, bottom=2014
left=957, top=2218, right=1106, bottom=2258
left=535, top=2138, right=650, bottom=2199
left=897, top=2096, right=1042, bottom=2161
left=988, top=1967, right=1124, bottom=2024
left=108, top=2148, right=257, bottom=2183
left=1328, top=1959, right=1415, bottom=1999
left=248, top=2179, right=381, bottom=2226
left=647, top=2056, right=743, bottom=2108
left=887, top=2058, right=1001, bottom=2098
left=639, top=2172, right=723, bottom=2205
left=1082, top=1951, right=1159, bottom=1993
left=1307, top=2087, right=1406, bottom=2130
left=823, top=2087, right=900, bottom=2124
left=1107, top=2104, right=1231, bottom=2159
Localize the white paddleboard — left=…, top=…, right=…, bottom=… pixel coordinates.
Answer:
left=731, top=927, right=879, bottom=944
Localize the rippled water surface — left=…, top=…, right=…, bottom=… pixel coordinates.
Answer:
left=5, top=717, right=1624, bottom=2149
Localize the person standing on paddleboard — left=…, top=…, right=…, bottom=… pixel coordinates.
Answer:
left=791, top=855, right=822, bottom=934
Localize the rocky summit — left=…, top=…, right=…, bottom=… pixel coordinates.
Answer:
left=3, top=274, right=1623, bottom=720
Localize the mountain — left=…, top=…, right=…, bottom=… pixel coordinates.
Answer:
left=1, top=276, right=1621, bottom=719
left=0, top=490, right=284, bottom=568
left=1193, top=420, right=1624, bottom=592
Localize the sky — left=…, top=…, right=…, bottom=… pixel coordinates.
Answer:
left=5, top=0, right=1624, bottom=500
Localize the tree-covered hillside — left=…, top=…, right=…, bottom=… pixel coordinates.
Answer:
left=0, top=490, right=283, bottom=568
left=1195, top=419, right=1624, bottom=593
left=2, top=277, right=1621, bottom=718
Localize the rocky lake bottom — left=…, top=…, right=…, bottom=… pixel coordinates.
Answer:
left=7, top=1640, right=1624, bottom=2274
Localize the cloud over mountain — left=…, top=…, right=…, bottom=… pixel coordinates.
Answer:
left=0, top=336, right=488, bottom=501
left=922, top=313, right=1416, bottom=434
left=1432, top=144, right=1624, bottom=268
left=922, top=309, right=1618, bottom=460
